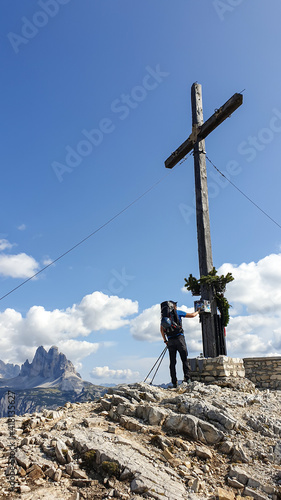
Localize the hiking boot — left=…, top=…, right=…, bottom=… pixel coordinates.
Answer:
left=172, top=382, right=178, bottom=388
left=184, top=377, right=191, bottom=384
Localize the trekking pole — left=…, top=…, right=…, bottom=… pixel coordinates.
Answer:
left=143, top=347, right=166, bottom=383
left=150, top=347, right=167, bottom=385
left=143, top=347, right=168, bottom=384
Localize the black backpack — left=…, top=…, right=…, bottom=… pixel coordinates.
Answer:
left=160, top=301, right=183, bottom=337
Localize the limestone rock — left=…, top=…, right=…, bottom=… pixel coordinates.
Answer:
left=216, top=487, right=236, bottom=500
left=65, top=462, right=75, bottom=476
left=162, top=447, right=174, bottom=460
left=219, top=440, right=234, bottom=455
left=55, top=438, right=68, bottom=464
left=26, top=463, right=44, bottom=480
left=164, top=413, right=198, bottom=441
left=15, top=449, right=31, bottom=469
left=45, top=466, right=56, bottom=479
left=53, top=468, right=62, bottom=482
left=19, top=484, right=31, bottom=493
left=274, top=440, right=281, bottom=464
left=131, top=477, right=148, bottom=494
left=189, top=477, right=205, bottom=493
left=231, top=443, right=249, bottom=463
left=228, top=465, right=250, bottom=485
left=243, top=486, right=269, bottom=499
left=0, top=379, right=280, bottom=500
left=72, top=468, right=88, bottom=479
left=227, top=477, right=244, bottom=489
left=195, top=444, right=213, bottom=459
left=198, top=419, right=223, bottom=444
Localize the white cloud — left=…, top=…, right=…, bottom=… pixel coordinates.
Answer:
left=130, top=303, right=201, bottom=347
left=0, top=239, right=14, bottom=251
left=218, top=254, right=281, bottom=314
left=77, top=292, right=138, bottom=331
left=42, top=256, right=53, bottom=266
left=1, top=253, right=281, bottom=380
left=17, top=224, right=26, bottom=231
left=130, top=253, right=281, bottom=359
left=0, top=238, right=40, bottom=279
left=218, top=254, right=281, bottom=356
left=226, top=313, right=281, bottom=358
left=56, top=339, right=100, bottom=371
left=130, top=304, right=160, bottom=342
left=0, top=253, right=39, bottom=278
left=0, top=292, right=138, bottom=366
left=90, top=366, right=140, bottom=380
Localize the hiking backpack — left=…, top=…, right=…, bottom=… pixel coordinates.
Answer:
left=160, top=301, right=183, bottom=337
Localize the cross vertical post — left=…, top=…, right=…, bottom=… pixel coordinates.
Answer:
left=191, top=83, right=218, bottom=357
left=164, top=83, right=243, bottom=357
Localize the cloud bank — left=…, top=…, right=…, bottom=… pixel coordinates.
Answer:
left=90, top=366, right=140, bottom=380
left=0, top=292, right=138, bottom=367
left=130, top=253, right=281, bottom=359
left=217, top=254, right=281, bottom=357
left=0, top=252, right=281, bottom=382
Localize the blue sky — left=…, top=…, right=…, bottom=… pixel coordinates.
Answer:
left=1, top=0, right=281, bottom=384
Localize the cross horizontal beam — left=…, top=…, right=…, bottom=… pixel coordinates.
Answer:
left=165, top=92, right=243, bottom=169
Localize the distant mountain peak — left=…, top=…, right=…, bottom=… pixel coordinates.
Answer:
left=0, top=346, right=101, bottom=417
left=0, top=359, right=20, bottom=379
left=0, top=345, right=85, bottom=392
left=20, top=345, right=79, bottom=380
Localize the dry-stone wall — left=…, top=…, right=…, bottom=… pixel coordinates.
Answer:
left=189, top=356, right=281, bottom=390
left=244, top=357, right=281, bottom=390
left=189, top=356, right=245, bottom=383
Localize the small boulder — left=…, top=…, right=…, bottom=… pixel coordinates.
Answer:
left=216, top=487, right=235, bottom=500
left=195, top=445, right=213, bottom=460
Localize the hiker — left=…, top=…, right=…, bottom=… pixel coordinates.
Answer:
left=160, top=301, right=200, bottom=388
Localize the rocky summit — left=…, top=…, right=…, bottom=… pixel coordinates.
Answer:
left=0, top=379, right=281, bottom=500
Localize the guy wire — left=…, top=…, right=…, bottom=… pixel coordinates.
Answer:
left=206, top=155, right=281, bottom=231
left=0, top=153, right=193, bottom=303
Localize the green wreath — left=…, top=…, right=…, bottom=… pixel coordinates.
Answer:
left=184, top=267, right=234, bottom=327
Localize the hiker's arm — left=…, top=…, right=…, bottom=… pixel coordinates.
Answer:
left=184, top=310, right=200, bottom=318
left=161, top=326, right=168, bottom=344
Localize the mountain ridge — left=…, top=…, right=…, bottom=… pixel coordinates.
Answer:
left=0, top=360, right=20, bottom=379
left=0, top=346, right=106, bottom=417
left=0, top=346, right=83, bottom=391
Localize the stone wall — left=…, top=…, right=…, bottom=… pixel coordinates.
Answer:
left=188, top=355, right=281, bottom=390
left=189, top=355, right=245, bottom=383
left=243, top=357, right=281, bottom=390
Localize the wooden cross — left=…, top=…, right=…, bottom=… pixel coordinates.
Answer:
left=165, top=83, right=243, bottom=357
